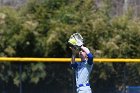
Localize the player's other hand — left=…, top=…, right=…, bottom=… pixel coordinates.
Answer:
left=69, top=47, right=77, bottom=55
left=81, top=46, right=90, bottom=54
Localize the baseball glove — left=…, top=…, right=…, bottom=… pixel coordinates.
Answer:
left=68, top=33, right=84, bottom=49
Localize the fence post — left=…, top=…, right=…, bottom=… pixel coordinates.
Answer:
left=19, top=63, right=22, bottom=93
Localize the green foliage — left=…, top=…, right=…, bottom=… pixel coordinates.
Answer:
left=0, top=0, right=140, bottom=92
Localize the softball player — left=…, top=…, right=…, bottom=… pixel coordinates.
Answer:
left=70, top=46, right=93, bottom=93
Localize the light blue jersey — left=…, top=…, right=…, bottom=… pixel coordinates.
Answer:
left=71, top=53, right=93, bottom=93
left=75, top=60, right=93, bottom=87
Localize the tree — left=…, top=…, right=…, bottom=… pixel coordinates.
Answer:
left=0, top=0, right=140, bottom=93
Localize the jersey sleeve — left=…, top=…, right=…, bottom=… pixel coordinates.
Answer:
left=70, top=62, right=78, bottom=69
left=87, top=53, right=93, bottom=65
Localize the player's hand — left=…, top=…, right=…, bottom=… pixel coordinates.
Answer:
left=81, top=46, right=90, bottom=54
left=69, top=47, right=77, bottom=55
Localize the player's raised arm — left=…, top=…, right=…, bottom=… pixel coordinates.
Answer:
left=81, top=46, right=93, bottom=65
left=70, top=47, right=76, bottom=63
left=70, top=47, right=78, bottom=69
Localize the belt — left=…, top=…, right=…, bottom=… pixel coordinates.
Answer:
left=78, top=83, right=90, bottom=87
